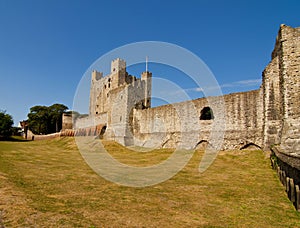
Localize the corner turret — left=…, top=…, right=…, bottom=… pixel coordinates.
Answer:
left=111, top=58, right=126, bottom=73
left=141, top=71, right=152, bottom=108
left=110, top=58, right=126, bottom=86
left=92, top=70, right=103, bottom=82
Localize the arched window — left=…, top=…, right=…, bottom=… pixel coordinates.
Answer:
left=200, top=107, right=214, bottom=120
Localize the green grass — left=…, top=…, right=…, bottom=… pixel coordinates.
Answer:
left=0, top=137, right=299, bottom=227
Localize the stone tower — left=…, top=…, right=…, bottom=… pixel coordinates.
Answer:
left=87, top=58, right=152, bottom=146
left=262, top=24, right=300, bottom=152
left=89, top=70, right=103, bottom=116
left=141, top=71, right=152, bottom=108
left=276, top=25, right=300, bottom=152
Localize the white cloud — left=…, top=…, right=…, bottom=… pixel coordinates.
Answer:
left=151, top=78, right=262, bottom=107
left=185, top=78, right=261, bottom=93
left=221, top=79, right=261, bottom=88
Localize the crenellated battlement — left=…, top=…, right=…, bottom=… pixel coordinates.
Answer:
left=111, top=58, right=126, bottom=73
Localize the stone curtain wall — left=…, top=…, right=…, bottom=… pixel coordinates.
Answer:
left=129, top=24, right=300, bottom=151
left=262, top=51, right=283, bottom=149
left=74, top=113, right=107, bottom=129
left=219, top=90, right=263, bottom=149
left=132, top=90, right=263, bottom=150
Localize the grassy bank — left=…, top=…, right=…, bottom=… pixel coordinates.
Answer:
left=0, top=137, right=299, bottom=227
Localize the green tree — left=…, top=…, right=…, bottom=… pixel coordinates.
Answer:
left=0, top=111, right=14, bottom=137
left=27, top=104, right=68, bottom=135
left=11, top=127, right=22, bottom=136
left=28, top=105, right=49, bottom=134
left=49, top=103, right=68, bottom=132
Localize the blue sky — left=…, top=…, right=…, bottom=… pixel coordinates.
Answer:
left=0, top=0, right=299, bottom=125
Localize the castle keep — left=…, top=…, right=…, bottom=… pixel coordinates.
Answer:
left=66, top=24, right=300, bottom=155
left=86, top=58, right=152, bottom=145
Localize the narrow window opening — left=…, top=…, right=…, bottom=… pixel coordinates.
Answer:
left=200, top=107, right=214, bottom=120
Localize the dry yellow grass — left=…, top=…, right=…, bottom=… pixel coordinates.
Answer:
left=0, top=137, right=299, bottom=227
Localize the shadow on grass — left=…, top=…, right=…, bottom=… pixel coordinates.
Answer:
left=0, top=136, right=29, bottom=142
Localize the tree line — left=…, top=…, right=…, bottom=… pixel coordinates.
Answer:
left=27, top=103, right=68, bottom=135
left=0, top=103, right=68, bottom=138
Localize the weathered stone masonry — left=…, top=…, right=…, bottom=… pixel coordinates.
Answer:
left=65, top=24, right=299, bottom=154
left=262, top=25, right=300, bottom=153
left=132, top=89, right=262, bottom=150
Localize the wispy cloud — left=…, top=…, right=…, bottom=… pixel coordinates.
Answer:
left=186, top=78, right=261, bottom=93
left=221, top=79, right=261, bottom=88
left=151, top=78, right=262, bottom=107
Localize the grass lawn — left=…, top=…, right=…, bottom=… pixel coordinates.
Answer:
left=0, top=137, right=299, bottom=227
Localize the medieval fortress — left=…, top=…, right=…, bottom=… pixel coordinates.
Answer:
left=63, top=24, right=300, bottom=155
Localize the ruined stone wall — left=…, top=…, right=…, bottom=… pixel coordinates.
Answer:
left=261, top=25, right=300, bottom=153
left=277, top=25, right=300, bottom=153
left=74, top=113, right=107, bottom=129
left=221, top=90, right=263, bottom=149
left=62, top=113, right=73, bottom=131
left=132, top=90, right=263, bottom=150
left=262, top=55, right=283, bottom=149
